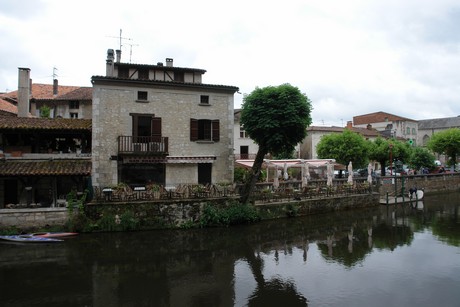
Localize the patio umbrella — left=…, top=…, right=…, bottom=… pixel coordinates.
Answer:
left=367, top=162, right=373, bottom=184
left=326, top=162, right=333, bottom=186
left=347, top=161, right=353, bottom=184
left=301, top=162, right=309, bottom=188
left=283, top=163, right=289, bottom=180
left=273, top=166, right=280, bottom=188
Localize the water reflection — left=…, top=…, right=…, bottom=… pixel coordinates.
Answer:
left=0, top=193, right=459, bottom=306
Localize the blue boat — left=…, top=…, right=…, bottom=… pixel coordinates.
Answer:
left=0, top=235, right=63, bottom=243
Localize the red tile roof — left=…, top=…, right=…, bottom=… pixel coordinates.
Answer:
left=2, top=83, right=92, bottom=101
left=0, top=160, right=91, bottom=176
left=0, top=98, right=17, bottom=115
left=0, top=115, right=91, bottom=130
left=353, top=111, right=416, bottom=125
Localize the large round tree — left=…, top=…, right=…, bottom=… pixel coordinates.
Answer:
left=427, top=128, right=460, bottom=169
left=239, top=84, right=312, bottom=204
left=316, top=129, right=369, bottom=169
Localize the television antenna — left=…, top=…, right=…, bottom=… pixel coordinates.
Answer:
left=52, top=67, right=58, bottom=80
left=127, top=42, right=139, bottom=63
left=107, top=29, right=133, bottom=51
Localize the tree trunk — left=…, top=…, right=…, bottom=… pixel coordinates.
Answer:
left=239, top=147, right=267, bottom=205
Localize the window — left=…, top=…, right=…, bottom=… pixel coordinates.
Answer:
left=200, top=95, right=209, bottom=104
left=240, top=125, right=247, bottom=138
left=406, top=127, right=410, bottom=135
left=190, top=119, right=220, bottom=142
left=118, top=67, right=129, bottom=78
left=137, top=91, right=148, bottom=101
left=174, top=72, right=184, bottom=82
left=138, top=69, right=149, bottom=80
left=69, top=101, right=79, bottom=109
left=412, top=128, right=416, bottom=135
left=70, top=112, right=78, bottom=119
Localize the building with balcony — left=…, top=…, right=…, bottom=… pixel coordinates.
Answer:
left=91, top=49, right=239, bottom=188
left=0, top=68, right=92, bottom=208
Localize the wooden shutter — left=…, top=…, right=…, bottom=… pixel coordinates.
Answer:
left=152, top=117, right=162, bottom=141
left=190, top=118, right=198, bottom=141
left=212, top=120, right=220, bottom=142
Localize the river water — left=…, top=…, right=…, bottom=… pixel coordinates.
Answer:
left=1, top=192, right=459, bottom=307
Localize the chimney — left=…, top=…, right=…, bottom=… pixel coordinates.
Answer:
left=116, top=49, right=121, bottom=63
left=346, top=121, right=353, bottom=128
left=53, top=79, right=58, bottom=96
left=17, top=67, right=31, bottom=118
left=166, top=58, right=173, bottom=67
left=106, top=49, right=114, bottom=76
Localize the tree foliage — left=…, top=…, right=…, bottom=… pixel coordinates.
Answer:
left=316, top=129, right=369, bottom=169
left=368, top=137, right=412, bottom=175
left=427, top=128, right=460, bottom=167
left=239, top=84, right=312, bottom=204
left=408, top=147, right=435, bottom=171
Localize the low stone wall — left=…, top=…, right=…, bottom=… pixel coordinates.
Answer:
left=3, top=173, right=458, bottom=231
left=256, top=193, right=379, bottom=220
left=378, top=172, right=460, bottom=196
left=0, top=207, right=68, bottom=229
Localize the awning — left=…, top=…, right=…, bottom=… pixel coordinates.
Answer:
left=235, top=158, right=337, bottom=169
left=0, top=160, right=91, bottom=176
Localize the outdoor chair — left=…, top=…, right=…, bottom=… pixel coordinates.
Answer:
left=123, top=185, right=137, bottom=201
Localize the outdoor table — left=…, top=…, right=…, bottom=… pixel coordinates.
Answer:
left=102, top=188, right=113, bottom=201
left=134, top=186, right=146, bottom=199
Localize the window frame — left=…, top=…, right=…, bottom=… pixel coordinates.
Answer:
left=190, top=118, right=220, bottom=142
left=200, top=95, right=210, bottom=105
left=136, top=91, right=148, bottom=102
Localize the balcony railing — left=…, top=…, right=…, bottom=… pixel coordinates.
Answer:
left=118, top=136, right=168, bottom=155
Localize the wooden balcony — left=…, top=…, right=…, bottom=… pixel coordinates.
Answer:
left=118, top=136, right=168, bottom=155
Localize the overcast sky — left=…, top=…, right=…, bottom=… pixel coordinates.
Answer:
left=1, top=0, right=459, bottom=126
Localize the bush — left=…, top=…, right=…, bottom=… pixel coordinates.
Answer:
left=199, top=202, right=260, bottom=227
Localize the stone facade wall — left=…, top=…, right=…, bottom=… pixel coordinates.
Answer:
left=92, top=85, right=235, bottom=188
left=0, top=208, right=68, bottom=229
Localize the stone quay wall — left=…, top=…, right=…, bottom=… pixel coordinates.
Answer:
left=1, top=173, right=459, bottom=231
left=378, top=172, right=460, bottom=196
left=0, top=207, right=68, bottom=229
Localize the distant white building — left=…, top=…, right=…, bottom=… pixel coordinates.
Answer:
left=233, top=109, right=259, bottom=159
left=353, top=111, right=418, bottom=145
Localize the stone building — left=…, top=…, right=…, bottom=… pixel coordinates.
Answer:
left=91, top=49, right=239, bottom=188
left=353, top=111, right=418, bottom=144
left=299, top=123, right=381, bottom=160
left=0, top=69, right=91, bottom=208
left=1, top=68, right=92, bottom=119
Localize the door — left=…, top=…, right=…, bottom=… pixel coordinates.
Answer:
left=198, top=163, right=212, bottom=185
left=240, top=146, right=249, bottom=159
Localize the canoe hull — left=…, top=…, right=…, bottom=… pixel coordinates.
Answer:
left=0, top=235, right=63, bottom=243
left=31, top=232, right=78, bottom=238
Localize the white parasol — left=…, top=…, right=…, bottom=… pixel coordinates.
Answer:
left=283, top=162, right=289, bottom=180
left=273, top=166, right=279, bottom=188
left=347, top=161, right=353, bottom=184
left=302, top=162, right=309, bottom=188
left=326, top=162, right=333, bottom=186
left=367, top=162, right=373, bottom=184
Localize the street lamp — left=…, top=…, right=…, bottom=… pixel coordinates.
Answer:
left=389, top=143, right=393, bottom=176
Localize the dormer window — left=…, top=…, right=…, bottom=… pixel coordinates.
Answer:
left=174, top=72, right=184, bottom=82
left=138, top=69, right=149, bottom=80
left=118, top=67, right=129, bottom=78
